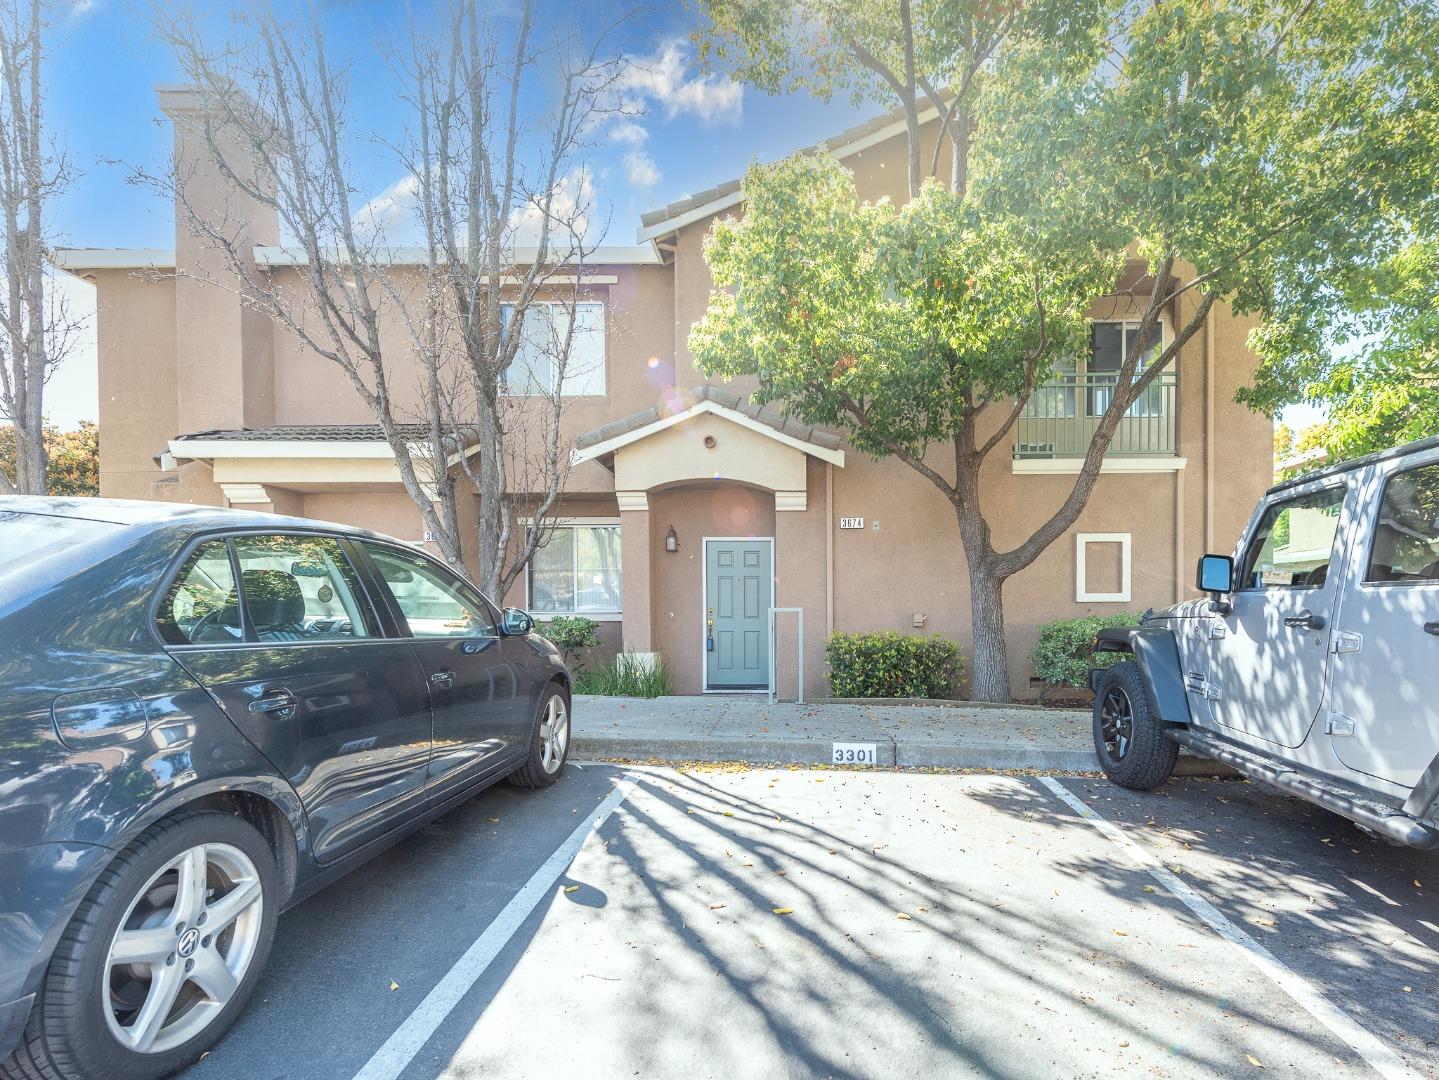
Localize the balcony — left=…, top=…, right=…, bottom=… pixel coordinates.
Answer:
left=1014, top=373, right=1177, bottom=461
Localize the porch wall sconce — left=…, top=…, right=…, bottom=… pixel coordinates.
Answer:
left=665, top=525, right=679, bottom=553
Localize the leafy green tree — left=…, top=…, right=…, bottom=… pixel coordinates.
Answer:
left=1243, top=239, right=1439, bottom=460
left=694, top=0, right=1438, bottom=700
left=0, top=421, right=97, bottom=495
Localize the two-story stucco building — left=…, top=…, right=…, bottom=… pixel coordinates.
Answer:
left=57, top=86, right=1272, bottom=699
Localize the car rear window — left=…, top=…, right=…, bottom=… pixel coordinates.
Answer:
left=0, top=511, right=115, bottom=576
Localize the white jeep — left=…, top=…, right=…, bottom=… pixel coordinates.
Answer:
left=1090, top=433, right=1439, bottom=848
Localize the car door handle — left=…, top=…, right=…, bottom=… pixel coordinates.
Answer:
left=430, top=671, right=455, bottom=687
left=1425, top=621, right=1439, bottom=637
left=1283, top=609, right=1326, bottom=631
left=248, top=690, right=298, bottom=714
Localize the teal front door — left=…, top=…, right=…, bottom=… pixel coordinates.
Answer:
left=705, top=539, right=772, bottom=689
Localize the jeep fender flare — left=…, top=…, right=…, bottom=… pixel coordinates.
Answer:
left=1091, top=626, right=1193, bottom=725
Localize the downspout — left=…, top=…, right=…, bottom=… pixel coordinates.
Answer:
left=825, top=462, right=834, bottom=635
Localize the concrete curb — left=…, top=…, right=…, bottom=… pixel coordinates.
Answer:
left=571, top=732, right=1233, bottom=776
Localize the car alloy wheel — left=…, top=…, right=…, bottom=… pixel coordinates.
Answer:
left=103, top=842, right=265, bottom=1055
left=539, top=694, right=569, bottom=774
left=1099, top=686, right=1134, bottom=764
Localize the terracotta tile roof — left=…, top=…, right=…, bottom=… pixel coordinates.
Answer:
left=574, top=385, right=844, bottom=454
left=173, top=424, right=431, bottom=442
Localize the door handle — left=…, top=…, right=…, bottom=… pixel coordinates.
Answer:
left=1283, top=610, right=1326, bottom=631
left=1425, top=621, right=1439, bottom=637
left=248, top=689, right=298, bottom=714
left=430, top=671, right=455, bottom=687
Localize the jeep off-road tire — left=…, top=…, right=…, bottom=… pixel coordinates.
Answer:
left=1092, top=660, right=1178, bottom=790
left=1, top=810, right=278, bottom=1080
left=508, top=684, right=570, bottom=789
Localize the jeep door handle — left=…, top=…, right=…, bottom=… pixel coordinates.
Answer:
left=1425, top=621, right=1439, bottom=637
left=1283, top=609, right=1326, bottom=631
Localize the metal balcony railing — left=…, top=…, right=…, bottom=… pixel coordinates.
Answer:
left=1013, top=373, right=1177, bottom=458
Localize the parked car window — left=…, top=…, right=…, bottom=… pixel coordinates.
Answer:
left=231, top=534, right=376, bottom=641
left=362, top=543, right=498, bottom=637
left=1238, top=486, right=1346, bottom=589
left=156, top=540, right=241, bottom=645
left=1366, top=462, right=1439, bottom=584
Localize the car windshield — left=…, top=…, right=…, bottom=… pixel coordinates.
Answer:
left=0, top=510, right=115, bottom=577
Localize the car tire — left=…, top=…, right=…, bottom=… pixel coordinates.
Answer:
left=508, top=684, right=570, bottom=789
left=2, top=811, right=279, bottom=1080
left=1092, top=661, right=1178, bottom=791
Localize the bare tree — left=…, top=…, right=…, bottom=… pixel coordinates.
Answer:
left=0, top=0, right=79, bottom=495
left=144, top=0, right=624, bottom=597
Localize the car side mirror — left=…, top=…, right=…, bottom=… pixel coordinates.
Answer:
left=1196, top=554, right=1233, bottom=614
left=501, top=608, right=533, bottom=636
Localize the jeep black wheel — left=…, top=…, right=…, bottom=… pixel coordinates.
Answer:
left=1092, top=661, right=1178, bottom=791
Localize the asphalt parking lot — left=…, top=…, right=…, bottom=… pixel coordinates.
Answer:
left=177, top=763, right=1438, bottom=1080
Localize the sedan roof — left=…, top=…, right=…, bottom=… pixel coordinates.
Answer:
left=0, top=496, right=386, bottom=539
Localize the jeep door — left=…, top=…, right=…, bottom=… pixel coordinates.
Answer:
left=1207, top=482, right=1351, bottom=748
left=162, top=533, right=434, bottom=862
left=1325, top=452, right=1439, bottom=788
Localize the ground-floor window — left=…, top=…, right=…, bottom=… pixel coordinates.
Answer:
left=527, top=522, right=621, bottom=616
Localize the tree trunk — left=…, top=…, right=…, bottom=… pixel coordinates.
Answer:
left=967, top=563, right=1010, bottom=703
left=473, top=396, right=506, bottom=598
left=13, top=423, right=43, bottom=493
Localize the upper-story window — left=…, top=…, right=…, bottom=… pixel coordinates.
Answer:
left=501, top=301, right=605, bottom=396
left=1040, top=320, right=1165, bottom=419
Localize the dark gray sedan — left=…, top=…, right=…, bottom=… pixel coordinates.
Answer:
left=0, top=498, right=572, bottom=1080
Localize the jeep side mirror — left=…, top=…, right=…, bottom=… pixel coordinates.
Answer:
left=1197, top=554, right=1233, bottom=613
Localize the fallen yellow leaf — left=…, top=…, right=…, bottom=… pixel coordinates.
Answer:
left=1256, top=917, right=1275, bottom=927
left=710, top=903, right=726, bottom=910
left=1114, top=929, right=1128, bottom=937
left=1247, top=1054, right=1264, bottom=1068
left=896, top=912, right=912, bottom=921
left=564, top=885, right=580, bottom=894
left=1143, top=886, right=1155, bottom=894
left=1403, top=986, right=1413, bottom=993
left=389, top=981, right=399, bottom=992
left=723, top=811, right=734, bottom=817
left=772, top=907, right=794, bottom=916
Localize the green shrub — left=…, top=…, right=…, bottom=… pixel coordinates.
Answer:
left=1028, top=613, right=1143, bottom=691
left=536, top=615, right=602, bottom=670
left=825, top=630, right=963, bottom=699
left=573, top=653, right=673, bottom=698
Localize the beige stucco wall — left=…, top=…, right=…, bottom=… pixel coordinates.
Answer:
left=77, top=98, right=1273, bottom=700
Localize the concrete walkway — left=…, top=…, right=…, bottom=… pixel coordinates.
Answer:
left=571, top=694, right=1221, bottom=774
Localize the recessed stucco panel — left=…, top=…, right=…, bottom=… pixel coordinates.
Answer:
left=613, top=411, right=808, bottom=496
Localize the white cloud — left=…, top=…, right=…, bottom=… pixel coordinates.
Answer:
left=355, top=173, right=421, bottom=241
left=610, top=120, right=650, bottom=147
left=617, top=40, right=742, bottom=126
left=624, top=150, right=661, bottom=188
left=508, top=166, right=597, bottom=248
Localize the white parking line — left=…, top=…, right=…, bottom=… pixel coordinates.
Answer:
left=351, top=776, right=637, bottom=1080
left=1037, top=776, right=1422, bottom=1080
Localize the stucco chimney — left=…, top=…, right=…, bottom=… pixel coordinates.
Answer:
left=158, top=84, right=278, bottom=435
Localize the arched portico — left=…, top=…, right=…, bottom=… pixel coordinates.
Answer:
left=572, top=387, right=844, bottom=693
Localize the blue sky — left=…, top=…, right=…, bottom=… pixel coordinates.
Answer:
left=45, top=0, right=872, bottom=425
